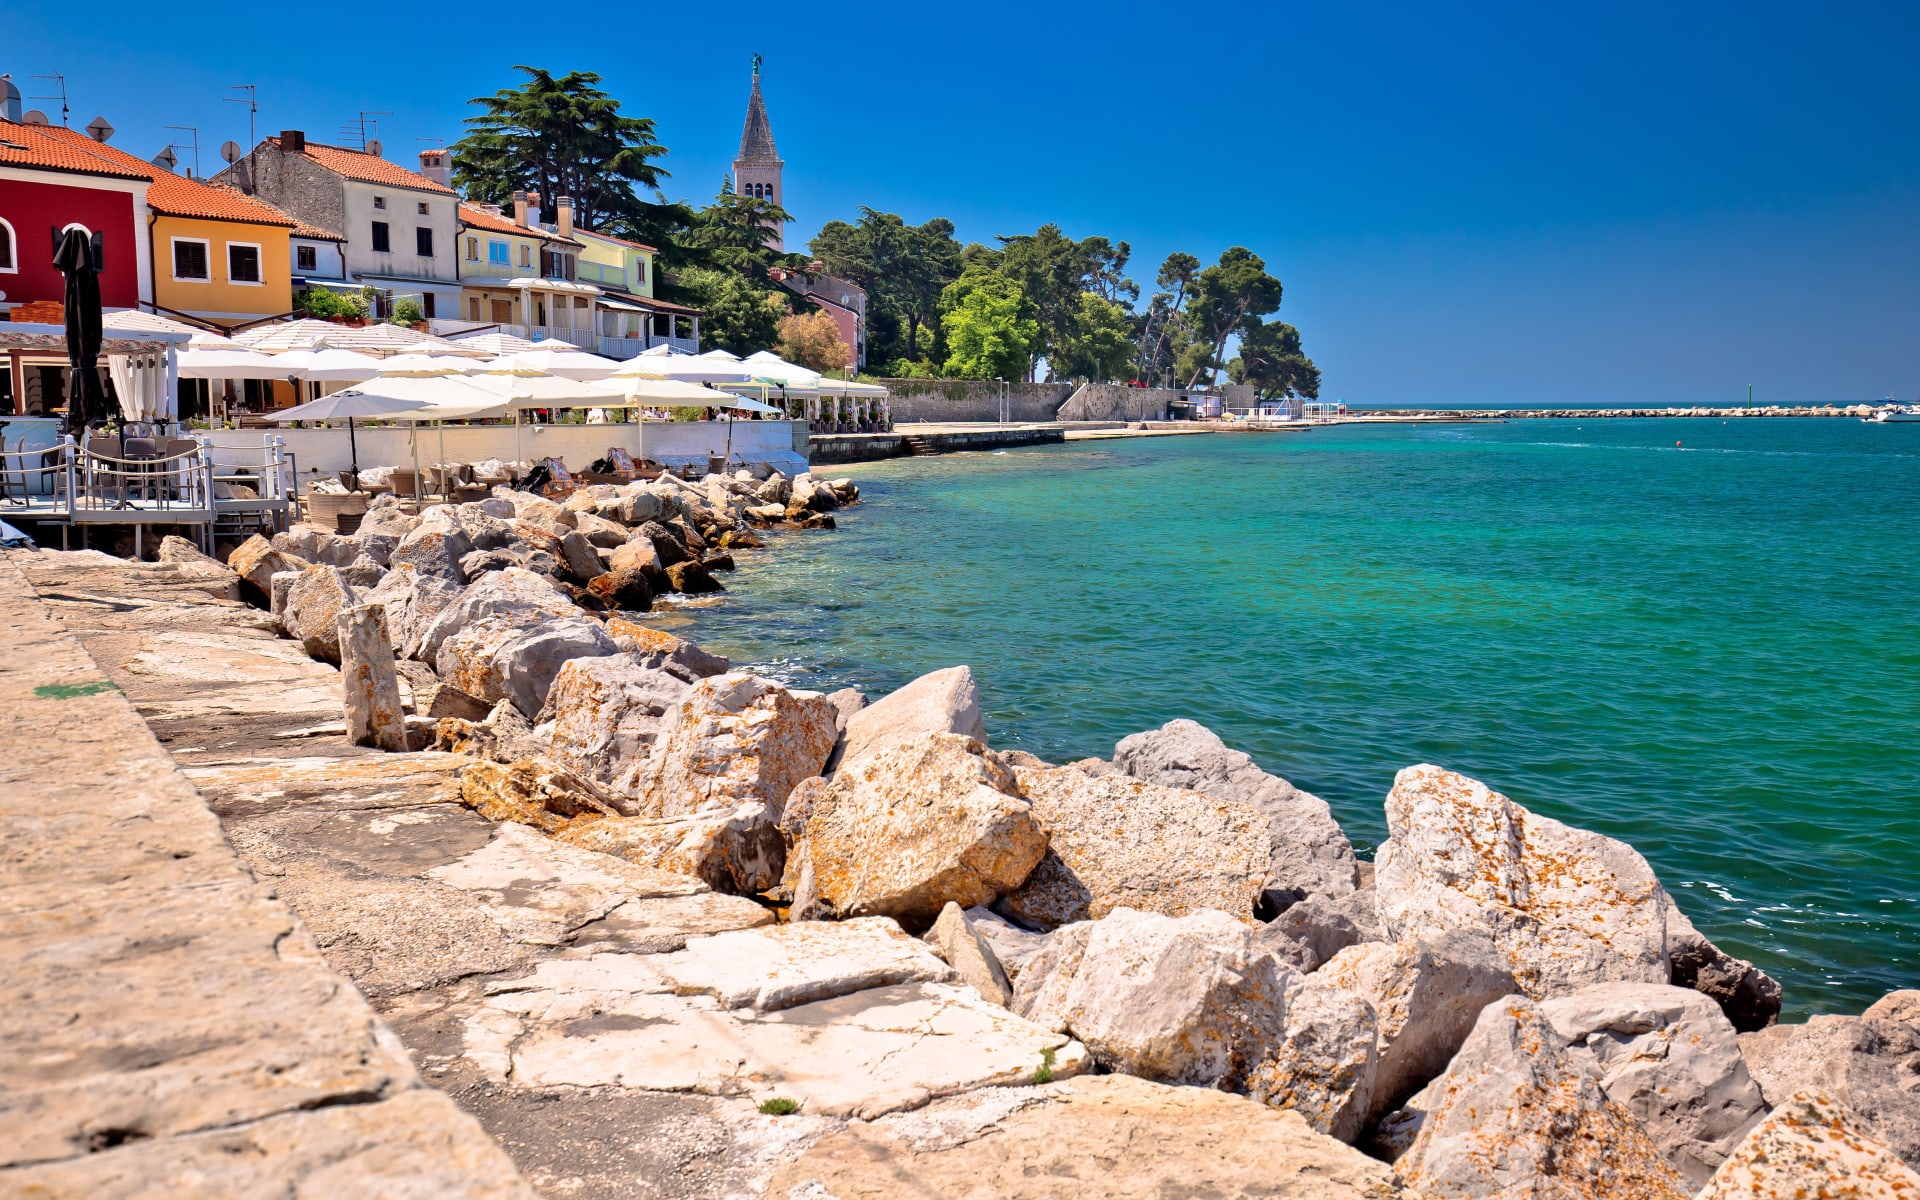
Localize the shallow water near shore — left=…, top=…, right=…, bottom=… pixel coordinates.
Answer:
left=674, top=419, right=1920, bottom=1018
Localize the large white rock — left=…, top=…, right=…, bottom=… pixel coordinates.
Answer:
left=1244, top=973, right=1381, bottom=1144
left=415, top=567, right=576, bottom=664
left=651, top=917, right=955, bottom=1011
left=540, top=653, right=689, bottom=796
left=1662, top=892, right=1782, bottom=1032
left=926, top=902, right=1015, bottom=1007
left=796, top=733, right=1048, bottom=928
left=282, top=565, right=357, bottom=664
left=1696, top=1090, right=1920, bottom=1199
left=227, top=533, right=298, bottom=604
left=1317, top=930, right=1519, bottom=1128
left=834, top=665, right=988, bottom=771
left=1388, top=996, right=1692, bottom=1198
left=1738, top=996, right=1920, bottom=1169
left=1113, top=719, right=1357, bottom=904
left=997, top=763, right=1269, bottom=927
left=629, top=673, right=838, bottom=819
left=558, top=803, right=785, bottom=895
left=363, top=564, right=464, bottom=661
left=436, top=615, right=615, bottom=718
left=1540, top=982, right=1768, bottom=1187
left=1030, top=907, right=1293, bottom=1090
left=389, top=519, right=472, bottom=583
left=1374, top=764, right=1671, bottom=999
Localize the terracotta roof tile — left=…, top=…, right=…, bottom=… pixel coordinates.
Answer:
left=145, top=174, right=297, bottom=227
left=268, top=137, right=455, bottom=194
left=576, top=228, right=658, bottom=253
left=289, top=217, right=346, bottom=241
left=0, top=119, right=149, bottom=179
left=457, top=202, right=569, bottom=242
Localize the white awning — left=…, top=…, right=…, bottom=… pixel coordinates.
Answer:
left=499, top=278, right=603, bottom=296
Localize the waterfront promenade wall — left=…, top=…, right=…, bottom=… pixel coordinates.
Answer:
left=1056, top=384, right=1184, bottom=422
left=877, top=380, right=1074, bottom=423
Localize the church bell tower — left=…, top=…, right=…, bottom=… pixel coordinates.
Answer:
left=732, top=54, right=785, bottom=251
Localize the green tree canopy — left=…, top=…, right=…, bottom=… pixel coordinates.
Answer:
left=1051, top=293, right=1136, bottom=382
left=1184, top=247, right=1283, bottom=386
left=940, top=269, right=1039, bottom=381
left=809, top=208, right=962, bottom=365
left=677, top=266, right=783, bottom=356
left=1231, top=319, right=1320, bottom=399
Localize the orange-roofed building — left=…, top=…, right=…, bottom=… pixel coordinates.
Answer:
left=142, top=171, right=297, bottom=328
left=214, top=129, right=460, bottom=321
left=0, top=117, right=155, bottom=315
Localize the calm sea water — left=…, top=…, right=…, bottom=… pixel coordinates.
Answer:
left=667, top=419, right=1920, bottom=1018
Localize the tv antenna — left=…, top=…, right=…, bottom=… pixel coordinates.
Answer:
left=165, top=125, right=200, bottom=177
left=339, top=110, right=391, bottom=152
left=223, top=84, right=258, bottom=151
left=29, top=72, right=69, bottom=126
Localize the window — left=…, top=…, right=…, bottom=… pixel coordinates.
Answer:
left=0, top=217, right=15, bottom=273
left=370, top=221, right=390, bottom=252
left=373, top=195, right=386, bottom=210
left=227, top=242, right=262, bottom=285
left=295, top=244, right=317, bottom=272
left=171, top=237, right=210, bottom=281
left=519, top=245, right=531, bottom=268
left=488, top=240, right=510, bottom=265
left=417, top=202, right=429, bottom=215
left=466, top=237, right=479, bottom=261
left=469, top=296, right=481, bottom=320
left=416, top=227, right=434, bottom=258
left=634, top=258, right=645, bottom=284
left=423, top=292, right=435, bottom=318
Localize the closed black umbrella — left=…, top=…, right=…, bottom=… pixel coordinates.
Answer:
left=52, top=226, right=108, bottom=432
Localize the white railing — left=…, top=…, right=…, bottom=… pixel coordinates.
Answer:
left=0, top=440, right=73, bottom=510
left=68, top=438, right=215, bottom=526
left=596, top=333, right=698, bottom=359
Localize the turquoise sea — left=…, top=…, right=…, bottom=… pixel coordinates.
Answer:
left=670, top=419, right=1920, bottom=1018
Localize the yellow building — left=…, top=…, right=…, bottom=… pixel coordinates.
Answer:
left=145, top=172, right=296, bottom=328
left=455, top=199, right=596, bottom=343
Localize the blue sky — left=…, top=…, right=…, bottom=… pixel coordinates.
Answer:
left=11, top=1, right=1918, bottom=405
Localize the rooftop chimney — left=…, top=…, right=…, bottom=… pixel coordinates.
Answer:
left=0, top=76, right=21, bottom=124
left=527, top=191, right=542, bottom=225
left=418, top=147, right=450, bottom=188
left=512, top=189, right=529, bottom=228
left=280, top=129, right=305, bottom=153
left=556, top=196, right=574, bottom=239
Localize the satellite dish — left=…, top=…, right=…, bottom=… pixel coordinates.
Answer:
left=85, top=115, right=115, bottom=143
left=220, top=139, right=242, bottom=164
left=364, top=138, right=382, bottom=158
left=22, top=109, right=49, bottom=126
left=151, top=146, right=178, bottom=172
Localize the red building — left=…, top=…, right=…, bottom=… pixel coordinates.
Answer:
left=0, top=118, right=153, bottom=316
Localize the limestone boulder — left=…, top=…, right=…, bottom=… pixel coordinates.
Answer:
left=629, top=673, right=838, bottom=819
left=834, top=665, right=988, bottom=772
left=1317, top=931, right=1520, bottom=1128
left=282, top=565, right=357, bottom=664
left=355, top=494, right=420, bottom=537
left=635, top=520, right=688, bottom=566
left=1697, top=1090, right=1920, bottom=1198
left=1738, top=1001, right=1920, bottom=1167
left=491, top=489, right=571, bottom=525
left=1540, top=981, right=1768, bottom=1187
left=925, top=902, right=1015, bottom=1007
left=1114, top=719, right=1357, bottom=905
left=273, top=524, right=359, bottom=567
left=663, top=558, right=722, bottom=594
left=227, top=533, right=297, bottom=605
left=433, top=698, right=549, bottom=764
left=459, top=756, right=626, bottom=835
left=582, top=566, right=653, bottom=613
left=558, top=803, right=784, bottom=895
left=606, top=535, right=662, bottom=580
left=609, top=489, right=668, bottom=526
left=557, top=531, right=603, bottom=582
left=965, top=905, right=1051, bottom=982
left=435, top=614, right=615, bottom=718
left=1010, top=919, right=1094, bottom=1032
left=572, top=510, right=629, bottom=548
left=363, top=564, right=463, bottom=661
left=1031, top=907, right=1294, bottom=1090
left=1663, top=892, right=1782, bottom=1032
left=1388, top=996, right=1691, bottom=1197
left=1374, top=764, right=1671, bottom=999
left=1266, top=886, right=1387, bottom=967
left=797, top=733, right=1048, bottom=928
left=540, top=653, right=689, bottom=797
left=415, top=567, right=577, bottom=663
left=336, top=555, right=386, bottom=589
left=1244, top=973, right=1381, bottom=1144
left=390, top=522, right=473, bottom=583
left=996, top=763, right=1269, bottom=928
left=603, top=618, right=729, bottom=681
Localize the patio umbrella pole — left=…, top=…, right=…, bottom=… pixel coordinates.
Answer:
left=347, top=417, right=360, bottom=491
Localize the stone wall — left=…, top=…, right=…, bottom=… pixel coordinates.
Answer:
left=1056, top=384, right=1184, bottom=422
left=877, top=379, right=1074, bottom=424
left=217, top=145, right=348, bottom=243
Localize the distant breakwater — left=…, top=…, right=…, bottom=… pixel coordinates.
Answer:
left=1356, top=404, right=1883, bottom=420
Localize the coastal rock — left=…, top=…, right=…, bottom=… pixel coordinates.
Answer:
left=925, top=901, right=1015, bottom=1007
left=1374, top=764, right=1671, bottom=999
left=1318, top=930, right=1520, bottom=1128
left=1038, top=907, right=1292, bottom=1089
left=227, top=533, right=296, bottom=605
left=436, top=614, right=616, bottom=718
left=390, top=522, right=473, bottom=583
left=610, top=489, right=667, bottom=526
left=1114, top=719, right=1357, bottom=905
left=996, top=763, right=1268, bottom=928
left=602, top=619, right=729, bottom=682
left=825, top=686, right=867, bottom=732
left=459, top=756, right=626, bottom=835
left=1009, top=920, right=1095, bottom=1032
left=606, top=535, right=662, bottom=580
left=1266, top=886, right=1388, bottom=967
left=635, top=520, right=688, bottom=567
left=1244, top=973, right=1381, bottom=1143
left=582, top=566, right=653, bottom=613
left=1540, top=982, right=1768, bottom=1187
left=433, top=698, right=549, bottom=763
left=363, top=564, right=463, bottom=661
left=1696, top=1090, right=1920, bottom=1199
left=798, top=733, right=1048, bottom=928
left=416, top=567, right=576, bottom=663
left=663, top=558, right=722, bottom=594
left=572, top=510, right=629, bottom=548
left=557, top=531, right=604, bottom=583
left=629, top=673, right=838, bottom=819
left=336, top=554, right=387, bottom=589
left=834, top=665, right=988, bottom=772
left=966, top=905, right=1051, bottom=982
left=541, top=654, right=689, bottom=797
left=652, top=917, right=954, bottom=1012
left=1738, top=1001, right=1920, bottom=1167
left=558, top=803, right=784, bottom=894
left=282, top=565, right=357, bottom=664
left=1389, top=996, right=1692, bottom=1198
left=273, top=524, right=360, bottom=567
left=1662, top=892, right=1782, bottom=1032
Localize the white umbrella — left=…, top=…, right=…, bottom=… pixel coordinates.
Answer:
left=605, top=377, right=737, bottom=407
left=496, top=347, right=621, bottom=381
left=609, top=354, right=753, bottom=383
left=269, top=389, right=434, bottom=485
left=274, top=346, right=382, bottom=382
left=176, top=345, right=290, bottom=380
left=377, top=353, right=484, bottom=376
left=697, top=348, right=742, bottom=361
left=742, top=350, right=822, bottom=389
